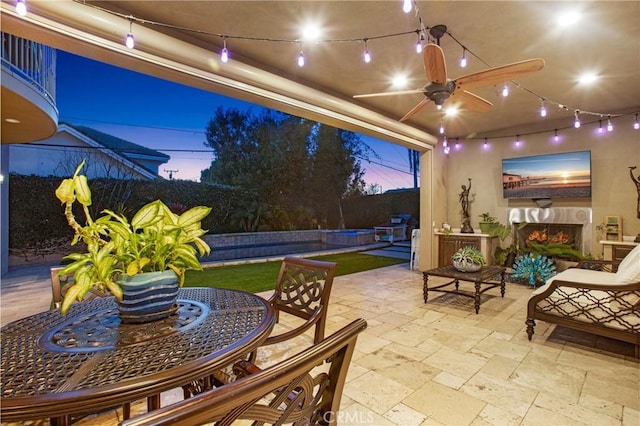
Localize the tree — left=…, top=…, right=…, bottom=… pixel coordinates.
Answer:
left=201, top=107, right=367, bottom=231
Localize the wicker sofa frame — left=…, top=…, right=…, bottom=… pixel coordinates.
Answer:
left=526, top=259, right=640, bottom=356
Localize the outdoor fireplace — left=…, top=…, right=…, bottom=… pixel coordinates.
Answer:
left=508, top=207, right=592, bottom=256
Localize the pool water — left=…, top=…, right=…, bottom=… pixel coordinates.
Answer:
left=201, top=241, right=334, bottom=262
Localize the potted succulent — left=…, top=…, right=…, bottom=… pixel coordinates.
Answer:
left=451, top=245, right=485, bottom=272
left=55, top=161, right=211, bottom=321
left=478, top=212, right=497, bottom=233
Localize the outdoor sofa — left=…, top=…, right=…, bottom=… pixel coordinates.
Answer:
left=526, top=244, right=640, bottom=355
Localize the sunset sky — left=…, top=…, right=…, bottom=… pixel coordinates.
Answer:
left=56, top=51, right=417, bottom=191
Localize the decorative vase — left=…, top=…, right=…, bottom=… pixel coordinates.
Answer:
left=453, top=260, right=482, bottom=272
left=116, top=270, right=179, bottom=324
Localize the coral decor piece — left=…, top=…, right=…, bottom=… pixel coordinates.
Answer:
left=512, top=253, right=556, bottom=287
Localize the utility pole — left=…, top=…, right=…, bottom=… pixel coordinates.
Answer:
left=164, top=169, right=179, bottom=180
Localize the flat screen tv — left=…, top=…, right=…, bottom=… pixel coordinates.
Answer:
left=502, top=150, right=591, bottom=199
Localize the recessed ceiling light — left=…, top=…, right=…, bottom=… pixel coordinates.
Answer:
left=391, top=74, right=408, bottom=88
left=5, top=118, right=20, bottom=124
left=300, top=23, right=322, bottom=42
left=557, top=10, right=581, bottom=27
left=577, top=72, right=598, bottom=85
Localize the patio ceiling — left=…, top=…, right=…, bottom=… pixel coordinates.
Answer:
left=1, top=1, right=639, bottom=150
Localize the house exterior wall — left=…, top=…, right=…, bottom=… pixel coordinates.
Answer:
left=441, top=115, right=640, bottom=258
left=8, top=131, right=160, bottom=180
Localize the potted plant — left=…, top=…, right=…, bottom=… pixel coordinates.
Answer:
left=451, top=245, right=485, bottom=272
left=55, top=161, right=211, bottom=321
left=478, top=212, right=497, bottom=233
left=485, top=221, right=528, bottom=266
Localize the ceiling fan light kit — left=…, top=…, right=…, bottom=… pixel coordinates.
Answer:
left=355, top=39, right=545, bottom=123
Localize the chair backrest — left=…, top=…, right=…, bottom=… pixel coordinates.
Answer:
left=269, top=256, right=338, bottom=346
left=50, top=266, right=106, bottom=310
left=121, top=318, right=367, bottom=426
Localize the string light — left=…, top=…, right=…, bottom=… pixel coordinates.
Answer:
left=125, top=19, right=135, bottom=49
left=220, top=37, right=229, bottom=63
left=459, top=48, right=467, bottom=68
left=439, top=119, right=445, bottom=134
left=363, top=39, right=371, bottom=63
left=598, top=119, right=603, bottom=134
left=607, top=115, right=613, bottom=132
left=634, top=114, right=640, bottom=130
left=574, top=110, right=581, bottom=128
left=297, top=44, right=305, bottom=67
left=415, top=31, right=423, bottom=54
left=74, top=0, right=630, bottom=133
left=402, top=0, right=412, bottom=13
left=15, top=0, right=27, bottom=16
left=539, top=99, right=547, bottom=117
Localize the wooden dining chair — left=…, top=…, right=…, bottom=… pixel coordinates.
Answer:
left=50, top=266, right=107, bottom=310
left=122, top=318, right=367, bottom=426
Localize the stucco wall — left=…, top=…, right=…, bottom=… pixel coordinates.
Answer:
left=439, top=114, right=639, bottom=258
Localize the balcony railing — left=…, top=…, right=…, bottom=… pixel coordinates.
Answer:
left=1, top=32, right=56, bottom=102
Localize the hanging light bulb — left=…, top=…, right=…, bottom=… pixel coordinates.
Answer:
left=403, top=0, right=412, bottom=13
left=455, top=138, right=460, bottom=149
left=634, top=114, right=640, bottom=130
left=459, top=48, right=467, bottom=68
left=484, top=138, right=488, bottom=148
left=607, top=115, right=613, bottom=132
left=125, top=19, right=135, bottom=49
left=598, top=119, right=604, bottom=134
left=539, top=99, right=547, bottom=117
left=554, top=129, right=559, bottom=142
left=515, top=135, right=521, bottom=146
left=415, top=31, right=423, bottom=54
left=15, top=0, right=27, bottom=16
left=502, top=84, right=509, bottom=97
left=439, top=119, right=445, bottom=134
left=363, top=39, right=371, bottom=63
left=220, top=37, right=229, bottom=63
left=574, top=110, right=581, bottom=128
left=297, top=44, right=305, bottom=67
left=442, top=136, right=448, bottom=147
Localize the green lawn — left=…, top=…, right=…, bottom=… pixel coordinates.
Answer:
left=184, top=252, right=408, bottom=293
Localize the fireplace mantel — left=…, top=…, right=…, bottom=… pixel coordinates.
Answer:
left=508, top=207, right=592, bottom=254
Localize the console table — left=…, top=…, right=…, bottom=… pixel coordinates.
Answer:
left=435, top=230, right=498, bottom=266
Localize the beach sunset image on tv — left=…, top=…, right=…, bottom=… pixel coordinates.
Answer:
left=502, top=151, right=591, bottom=199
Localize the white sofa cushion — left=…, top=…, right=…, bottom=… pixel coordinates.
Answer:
left=533, top=268, right=614, bottom=296
left=615, top=244, right=640, bottom=283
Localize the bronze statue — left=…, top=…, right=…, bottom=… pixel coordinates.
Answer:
left=631, top=166, right=640, bottom=219
left=459, top=178, right=474, bottom=233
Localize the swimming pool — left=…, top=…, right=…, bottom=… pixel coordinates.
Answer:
left=201, top=241, right=337, bottom=262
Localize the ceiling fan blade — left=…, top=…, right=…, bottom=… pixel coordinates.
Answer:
left=400, top=98, right=431, bottom=122
left=455, top=58, right=544, bottom=91
left=449, top=90, right=493, bottom=112
left=353, top=89, right=425, bottom=99
left=424, top=44, right=447, bottom=84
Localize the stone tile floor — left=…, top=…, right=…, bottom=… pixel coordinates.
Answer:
left=1, top=263, right=638, bottom=425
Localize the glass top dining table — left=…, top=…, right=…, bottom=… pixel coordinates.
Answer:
left=0, top=287, right=275, bottom=424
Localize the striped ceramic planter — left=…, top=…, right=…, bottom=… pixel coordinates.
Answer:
left=116, top=270, right=179, bottom=323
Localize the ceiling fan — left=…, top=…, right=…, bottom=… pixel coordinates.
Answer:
left=354, top=39, right=544, bottom=122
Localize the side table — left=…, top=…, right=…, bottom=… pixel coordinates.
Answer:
left=422, top=265, right=506, bottom=314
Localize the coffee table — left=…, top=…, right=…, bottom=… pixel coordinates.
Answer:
left=422, top=265, right=506, bottom=314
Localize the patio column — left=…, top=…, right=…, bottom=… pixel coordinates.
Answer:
left=418, top=148, right=433, bottom=271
